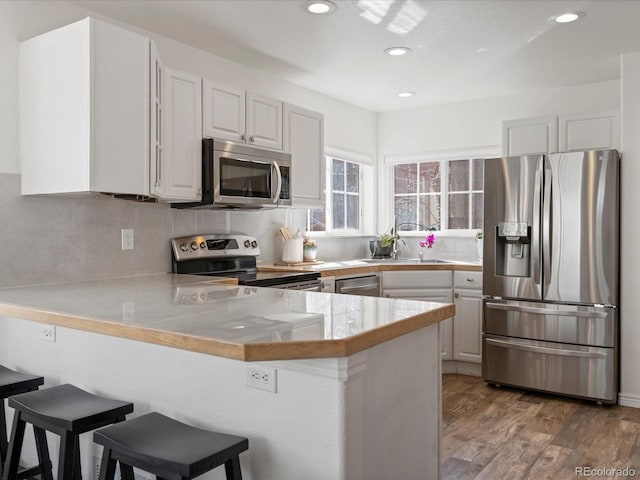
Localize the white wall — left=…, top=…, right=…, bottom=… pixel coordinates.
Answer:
left=0, top=0, right=377, bottom=283
left=377, top=80, right=619, bottom=155
left=620, top=52, right=640, bottom=407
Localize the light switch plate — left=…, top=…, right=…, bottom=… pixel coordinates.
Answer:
left=121, top=228, right=134, bottom=250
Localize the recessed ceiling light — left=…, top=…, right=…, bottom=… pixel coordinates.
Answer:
left=385, top=47, right=412, bottom=56
left=398, top=92, right=414, bottom=98
left=553, top=11, right=585, bottom=23
left=305, top=0, right=337, bottom=14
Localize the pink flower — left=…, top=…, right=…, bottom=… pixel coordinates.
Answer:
left=419, top=233, right=436, bottom=248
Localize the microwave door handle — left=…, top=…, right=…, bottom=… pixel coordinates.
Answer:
left=271, top=160, right=282, bottom=204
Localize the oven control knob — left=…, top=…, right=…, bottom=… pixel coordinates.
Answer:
left=190, top=241, right=198, bottom=251
left=200, top=242, right=206, bottom=249
left=180, top=243, right=188, bottom=252
left=251, top=240, right=258, bottom=248
left=244, top=240, right=251, bottom=248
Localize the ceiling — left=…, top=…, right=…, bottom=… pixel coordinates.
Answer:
left=69, top=0, right=640, bottom=112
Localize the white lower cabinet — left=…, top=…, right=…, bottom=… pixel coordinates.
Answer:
left=453, top=288, right=482, bottom=363
left=382, top=271, right=454, bottom=361
left=453, top=271, right=483, bottom=367
left=382, top=270, right=483, bottom=373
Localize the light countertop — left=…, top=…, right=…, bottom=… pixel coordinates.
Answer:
left=258, top=258, right=482, bottom=276
left=0, top=274, right=453, bottom=361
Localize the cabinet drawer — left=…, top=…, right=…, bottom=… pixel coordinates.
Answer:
left=453, top=271, right=482, bottom=289
left=382, top=271, right=452, bottom=289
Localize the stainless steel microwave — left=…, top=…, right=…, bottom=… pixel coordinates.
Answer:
left=174, top=138, right=291, bottom=209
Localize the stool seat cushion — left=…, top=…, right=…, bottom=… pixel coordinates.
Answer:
left=0, top=365, right=44, bottom=398
left=8, top=384, right=133, bottom=434
left=94, top=412, right=248, bottom=478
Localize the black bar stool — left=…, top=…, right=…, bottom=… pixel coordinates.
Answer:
left=94, top=412, right=249, bottom=480
left=0, top=365, right=45, bottom=479
left=2, top=384, right=134, bottom=480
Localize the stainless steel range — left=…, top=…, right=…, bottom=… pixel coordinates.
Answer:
left=171, top=234, right=321, bottom=291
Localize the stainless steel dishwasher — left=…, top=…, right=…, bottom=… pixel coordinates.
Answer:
left=335, top=274, right=380, bottom=297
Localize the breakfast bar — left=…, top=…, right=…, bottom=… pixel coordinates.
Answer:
left=0, top=274, right=453, bottom=480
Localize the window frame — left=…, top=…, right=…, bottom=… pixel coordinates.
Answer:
left=384, top=145, right=500, bottom=237
left=307, top=149, right=374, bottom=236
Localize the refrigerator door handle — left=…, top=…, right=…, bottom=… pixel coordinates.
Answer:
left=485, top=337, right=607, bottom=359
left=543, top=166, right=553, bottom=286
left=485, top=302, right=608, bottom=318
left=532, top=166, right=542, bottom=286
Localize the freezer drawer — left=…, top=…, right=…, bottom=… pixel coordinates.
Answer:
left=483, top=334, right=617, bottom=403
left=483, top=299, right=616, bottom=347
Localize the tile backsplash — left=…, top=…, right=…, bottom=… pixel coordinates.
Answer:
left=0, top=173, right=479, bottom=288
left=0, top=174, right=367, bottom=287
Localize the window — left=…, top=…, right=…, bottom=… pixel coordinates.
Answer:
left=393, top=159, right=483, bottom=231
left=307, top=156, right=366, bottom=233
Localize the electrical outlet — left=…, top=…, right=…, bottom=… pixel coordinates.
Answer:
left=246, top=365, right=277, bottom=393
left=39, top=325, right=56, bottom=342
left=121, top=228, right=134, bottom=250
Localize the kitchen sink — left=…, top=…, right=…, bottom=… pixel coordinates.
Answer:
left=360, top=258, right=455, bottom=264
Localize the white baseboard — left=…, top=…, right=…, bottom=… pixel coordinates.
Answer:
left=618, top=392, right=640, bottom=408
left=442, top=360, right=481, bottom=377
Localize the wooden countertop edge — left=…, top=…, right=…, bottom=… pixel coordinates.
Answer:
left=242, top=303, right=455, bottom=361
left=257, top=263, right=482, bottom=276
left=0, top=301, right=455, bottom=362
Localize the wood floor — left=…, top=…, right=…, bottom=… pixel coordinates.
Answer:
left=442, top=374, right=640, bottom=480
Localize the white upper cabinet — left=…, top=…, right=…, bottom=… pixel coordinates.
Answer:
left=502, top=116, right=558, bottom=156
left=284, top=103, right=325, bottom=207
left=19, top=17, right=200, bottom=201
left=559, top=111, right=620, bottom=151
left=158, top=68, right=202, bottom=201
left=246, top=92, right=283, bottom=150
left=202, top=82, right=283, bottom=150
left=202, top=79, right=246, bottom=143
left=20, top=17, right=149, bottom=196
left=503, top=112, right=619, bottom=156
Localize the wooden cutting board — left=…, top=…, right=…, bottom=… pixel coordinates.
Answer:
left=274, top=260, right=324, bottom=266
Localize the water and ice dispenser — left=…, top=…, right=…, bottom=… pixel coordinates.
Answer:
left=494, top=221, right=531, bottom=277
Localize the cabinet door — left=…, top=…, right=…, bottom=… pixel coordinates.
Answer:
left=149, top=41, right=163, bottom=196
left=502, top=116, right=558, bottom=156
left=202, top=79, right=246, bottom=143
left=284, top=103, right=324, bottom=207
left=453, top=288, right=482, bottom=363
left=246, top=92, right=282, bottom=150
left=559, top=111, right=620, bottom=151
left=382, top=288, right=454, bottom=360
left=157, top=68, right=202, bottom=201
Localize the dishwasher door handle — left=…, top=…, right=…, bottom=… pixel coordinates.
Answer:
left=338, top=283, right=379, bottom=293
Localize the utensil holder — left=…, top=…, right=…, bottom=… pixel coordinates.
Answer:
left=282, top=238, right=303, bottom=264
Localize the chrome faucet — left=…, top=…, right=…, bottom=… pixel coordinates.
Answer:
left=391, top=216, right=400, bottom=260
left=390, top=217, right=434, bottom=260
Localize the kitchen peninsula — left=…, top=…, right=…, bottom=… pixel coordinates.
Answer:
left=0, top=274, right=453, bottom=480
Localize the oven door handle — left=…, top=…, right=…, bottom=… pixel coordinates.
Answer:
left=485, top=302, right=608, bottom=318
left=271, top=160, right=282, bottom=204
left=485, top=338, right=607, bottom=359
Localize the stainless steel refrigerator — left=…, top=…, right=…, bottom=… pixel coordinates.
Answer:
left=482, top=149, right=620, bottom=404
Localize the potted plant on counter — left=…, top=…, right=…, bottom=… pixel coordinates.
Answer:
left=303, top=236, right=317, bottom=261
left=369, top=229, right=404, bottom=258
